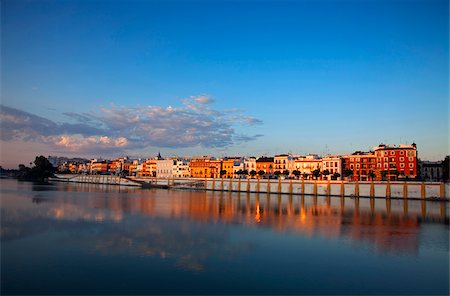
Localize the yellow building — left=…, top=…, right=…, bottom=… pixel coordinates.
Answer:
left=221, top=158, right=237, bottom=178
left=190, top=157, right=221, bottom=178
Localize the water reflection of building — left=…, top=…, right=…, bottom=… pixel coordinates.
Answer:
left=42, top=184, right=448, bottom=254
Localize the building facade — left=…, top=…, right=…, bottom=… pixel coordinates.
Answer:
left=374, top=143, right=418, bottom=180
left=256, top=157, right=274, bottom=176
left=342, top=152, right=377, bottom=181
left=190, top=157, right=221, bottom=178
left=419, top=161, right=443, bottom=181
left=321, top=156, right=343, bottom=180
left=294, top=155, right=322, bottom=179
left=274, top=154, right=294, bottom=174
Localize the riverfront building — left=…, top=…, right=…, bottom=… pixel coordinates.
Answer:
left=274, top=154, right=294, bottom=174
left=190, top=157, right=221, bottom=178
left=343, top=152, right=377, bottom=181
left=321, top=156, right=343, bottom=180
left=54, top=142, right=430, bottom=181
left=244, top=157, right=257, bottom=173
left=419, top=160, right=443, bottom=181
left=156, top=159, right=175, bottom=179
left=221, top=157, right=241, bottom=178
left=90, top=159, right=109, bottom=174
left=256, top=157, right=274, bottom=175
left=374, top=143, right=418, bottom=180
left=294, top=155, right=322, bottom=179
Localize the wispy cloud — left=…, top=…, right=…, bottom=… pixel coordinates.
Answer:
left=0, top=96, right=263, bottom=154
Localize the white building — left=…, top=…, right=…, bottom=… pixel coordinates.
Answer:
left=156, top=159, right=190, bottom=178
left=173, top=160, right=190, bottom=178
left=274, top=154, right=295, bottom=174
left=321, top=156, right=343, bottom=180
left=233, top=159, right=245, bottom=178
left=244, top=157, right=257, bottom=173
left=294, top=154, right=322, bottom=179
left=156, top=159, right=175, bottom=179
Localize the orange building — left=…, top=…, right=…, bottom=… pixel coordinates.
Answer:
left=190, top=157, right=222, bottom=178
left=256, top=157, right=274, bottom=175
left=91, top=161, right=109, bottom=174
left=137, top=159, right=157, bottom=177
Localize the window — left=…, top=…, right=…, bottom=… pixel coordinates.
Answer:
left=400, top=157, right=404, bottom=161
left=390, top=158, right=395, bottom=162
left=384, top=164, right=388, bottom=169
left=390, top=151, right=395, bottom=155
left=384, top=151, right=388, bottom=156
left=400, top=151, right=404, bottom=155
left=377, top=164, right=381, bottom=168
left=409, top=163, right=414, bottom=168
left=356, top=164, right=360, bottom=169
left=410, top=170, right=414, bottom=175
left=400, top=163, right=405, bottom=168
left=409, top=157, right=413, bottom=161
left=384, top=158, right=388, bottom=162
left=350, top=164, right=354, bottom=169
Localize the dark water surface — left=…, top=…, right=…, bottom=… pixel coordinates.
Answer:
left=1, top=179, right=449, bottom=295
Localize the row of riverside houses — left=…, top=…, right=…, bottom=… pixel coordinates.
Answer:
left=54, top=143, right=450, bottom=182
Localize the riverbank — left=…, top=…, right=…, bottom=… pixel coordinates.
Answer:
left=48, top=174, right=448, bottom=200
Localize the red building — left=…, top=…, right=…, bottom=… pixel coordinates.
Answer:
left=342, top=151, right=377, bottom=181
left=374, top=143, right=417, bottom=180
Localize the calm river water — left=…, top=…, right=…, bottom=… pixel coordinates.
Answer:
left=1, top=179, right=449, bottom=295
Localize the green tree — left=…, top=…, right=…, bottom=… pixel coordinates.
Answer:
left=274, top=171, right=281, bottom=179
left=258, top=170, right=265, bottom=178
left=312, top=169, right=321, bottom=180
left=220, top=170, right=227, bottom=177
left=249, top=170, right=257, bottom=178
left=322, top=169, right=330, bottom=179
left=343, top=169, right=353, bottom=179
left=331, top=172, right=341, bottom=180
left=292, top=170, right=301, bottom=179
left=368, top=171, right=376, bottom=181
left=18, top=156, right=55, bottom=181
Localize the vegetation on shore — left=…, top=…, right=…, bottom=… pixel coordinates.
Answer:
left=16, top=156, right=56, bottom=182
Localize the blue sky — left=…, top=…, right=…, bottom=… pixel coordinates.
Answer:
left=1, top=0, right=448, bottom=167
